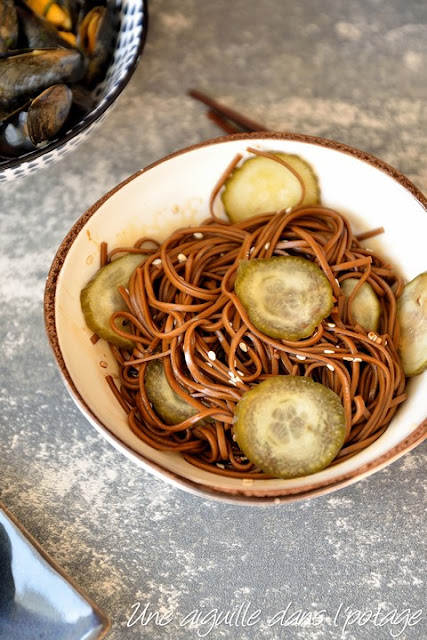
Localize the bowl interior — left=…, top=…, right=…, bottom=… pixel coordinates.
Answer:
left=50, top=134, right=427, bottom=500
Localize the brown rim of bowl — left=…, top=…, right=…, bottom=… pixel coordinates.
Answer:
left=0, top=0, right=149, bottom=174
left=0, top=501, right=111, bottom=636
left=44, top=131, right=427, bottom=505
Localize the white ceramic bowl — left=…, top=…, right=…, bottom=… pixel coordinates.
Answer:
left=44, top=133, right=427, bottom=504
left=0, top=0, right=148, bottom=182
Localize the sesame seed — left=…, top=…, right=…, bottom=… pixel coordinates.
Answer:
left=194, top=232, right=203, bottom=239
left=335, top=278, right=340, bottom=286
left=327, top=364, right=335, bottom=371
left=216, top=463, right=225, bottom=469
left=239, top=342, right=248, bottom=352
left=250, top=247, right=255, bottom=254
left=237, top=370, right=244, bottom=376
left=177, top=253, right=187, bottom=262
left=274, top=498, right=281, bottom=505
left=228, top=370, right=235, bottom=377
left=324, top=349, right=335, bottom=354
left=206, top=362, right=213, bottom=368
left=343, top=356, right=354, bottom=362
left=296, top=355, right=306, bottom=361
left=354, top=357, right=363, bottom=363
left=208, top=351, right=216, bottom=361
left=152, top=258, right=162, bottom=265
left=368, top=332, right=381, bottom=343
left=264, top=242, right=270, bottom=250
left=327, top=322, right=336, bottom=328
left=285, top=207, right=292, bottom=213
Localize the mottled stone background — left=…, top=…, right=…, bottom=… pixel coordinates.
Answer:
left=0, top=0, right=426, bottom=638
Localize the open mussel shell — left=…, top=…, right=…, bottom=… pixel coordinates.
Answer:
left=0, top=48, right=86, bottom=106
left=0, top=0, right=18, bottom=53
left=78, top=4, right=115, bottom=87
left=23, top=0, right=72, bottom=31
left=17, top=7, right=75, bottom=49
left=27, top=83, right=72, bottom=144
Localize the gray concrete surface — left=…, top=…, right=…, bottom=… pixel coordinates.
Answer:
left=1, top=0, right=426, bottom=638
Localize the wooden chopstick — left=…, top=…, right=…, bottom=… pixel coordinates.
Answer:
left=188, top=89, right=269, bottom=132
left=206, top=110, right=242, bottom=134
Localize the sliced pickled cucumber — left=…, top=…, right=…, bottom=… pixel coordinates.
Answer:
left=341, top=278, right=381, bottom=332
left=145, top=358, right=199, bottom=425
left=234, top=376, right=346, bottom=478
left=235, top=256, right=333, bottom=340
left=221, top=152, right=320, bottom=222
left=80, top=252, right=146, bottom=349
left=397, top=271, right=427, bottom=377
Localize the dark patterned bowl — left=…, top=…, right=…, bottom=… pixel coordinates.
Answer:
left=0, top=0, right=148, bottom=182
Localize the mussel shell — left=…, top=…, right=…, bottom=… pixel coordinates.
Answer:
left=0, top=48, right=86, bottom=106
left=0, top=111, right=35, bottom=157
left=27, top=83, right=72, bottom=144
left=0, top=101, right=36, bottom=157
left=17, top=7, right=74, bottom=50
left=0, top=0, right=18, bottom=53
left=78, top=4, right=115, bottom=87
left=62, top=0, right=85, bottom=33
left=23, top=0, right=72, bottom=31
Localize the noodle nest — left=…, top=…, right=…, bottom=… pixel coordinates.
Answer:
left=103, top=191, right=407, bottom=479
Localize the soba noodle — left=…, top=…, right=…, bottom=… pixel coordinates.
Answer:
left=99, top=156, right=407, bottom=478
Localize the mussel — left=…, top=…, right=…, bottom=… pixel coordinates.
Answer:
left=27, top=83, right=73, bottom=144
left=0, top=49, right=85, bottom=106
left=17, top=6, right=76, bottom=49
left=23, top=0, right=72, bottom=31
left=0, top=101, right=32, bottom=158
left=0, top=0, right=18, bottom=53
left=0, top=82, right=73, bottom=156
left=78, top=4, right=115, bottom=86
left=0, top=0, right=117, bottom=161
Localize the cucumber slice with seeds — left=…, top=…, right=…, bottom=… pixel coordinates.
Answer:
left=81, top=252, right=146, bottom=349
left=341, top=278, right=381, bottom=332
left=222, top=152, right=320, bottom=222
left=234, top=376, right=346, bottom=478
left=235, top=256, right=333, bottom=340
left=145, top=358, right=199, bottom=425
left=397, top=271, right=427, bottom=377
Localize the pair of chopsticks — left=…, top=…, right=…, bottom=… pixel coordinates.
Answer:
left=188, top=89, right=269, bottom=134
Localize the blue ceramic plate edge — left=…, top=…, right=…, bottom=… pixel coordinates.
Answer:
left=0, top=501, right=111, bottom=639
